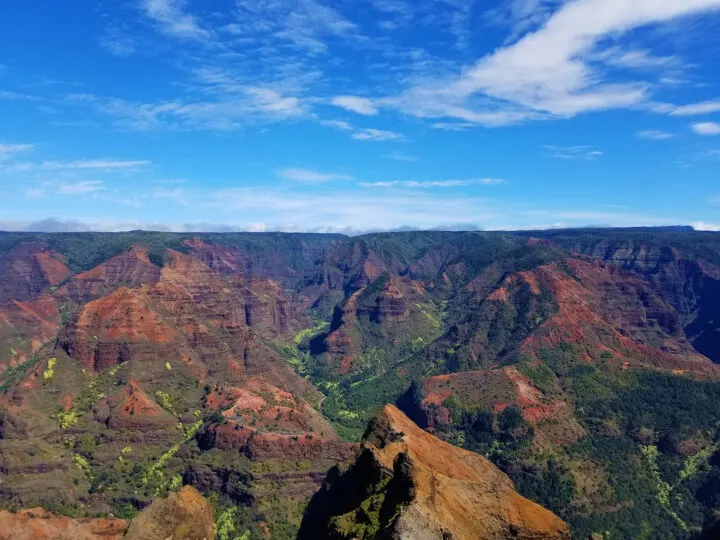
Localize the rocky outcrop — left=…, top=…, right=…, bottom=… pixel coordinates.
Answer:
left=299, top=405, right=570, bottom=540
left=211, top=421, right=358, bottom=460
left=59, top=287, right=175, bottom=371
left=124, top=486, right=214, bottom=540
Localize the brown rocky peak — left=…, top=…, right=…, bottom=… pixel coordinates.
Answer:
left=124, top=486, right=215, bottom=540
left=61, top=246, right=161, bottom=302
left=300, top=404, right=570, bottom=540
left=106, top=381, right=176, bottom=431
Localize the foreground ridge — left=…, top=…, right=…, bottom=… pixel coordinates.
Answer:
left=0, top=486, right=213, bottom=540
left=300, top=404, right=570, bottom=540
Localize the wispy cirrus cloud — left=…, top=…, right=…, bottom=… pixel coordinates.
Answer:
left=669, top=99, right=720, bottom=116
left=43, top=159, right=150, bottom=170
left=384, top=152, right=421, bottom=162
left=637, top=130, right=675, bottom=140
left=142, top=0, right=212, bottom=41
left=277, top=168, right=353, bottom=183
left=484, top=0, right=561, bottom=45
left=320, top=119, right=353, bottom=131
left=352, top=128, right=404, bottom=142
left=234, top=0, right=358, bottom=53
left=58, top=180, right=106, bottom=195
left=100, top=26, right=138, bottom=56
left=544, top=145, right=603, bottom=160
left=331, top=96, right=378, bottom=115
left=0, top=142, right=34, bottom=161
left=66, top=88, right=308, bottom=131
left=431, top=122, right=477, bottom=131
left=6, top=158, right=151, bottom=172
left=361, top=178, right=505, bottom=188
left=319, top=119, right=404, bottom=142
left=596, top=48, right=682, bottom=70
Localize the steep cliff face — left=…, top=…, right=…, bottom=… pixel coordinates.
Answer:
left=0, top=242, right=70, bottom=303
left=300, top=405, right=570, bottom=540
left=528, top=231, right=720, bottom=363
left=425, top=258, right=715, bottom=377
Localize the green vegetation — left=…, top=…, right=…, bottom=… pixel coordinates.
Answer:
left=216, top=507, right=251, bottom=540
left=42, top=357, right=57, bottom=381
left=294, top=322, right=330, bottom=346
left=0, top=351, right=44, bottom=393
left=141, top=420, right=202, bottom=496
left=55, top=409, right=81, bottom=429
left=155, top=390, right=178, bottom=416
left=73, top=453, right=93, bottom=479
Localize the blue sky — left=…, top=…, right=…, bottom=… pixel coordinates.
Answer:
left=1, top=0, right=720, bottom=233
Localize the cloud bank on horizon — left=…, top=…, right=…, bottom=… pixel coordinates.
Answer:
left=1, top=0, right=720, bottom=232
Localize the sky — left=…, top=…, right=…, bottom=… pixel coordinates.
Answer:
left=1, top=0, right=720, bottom=233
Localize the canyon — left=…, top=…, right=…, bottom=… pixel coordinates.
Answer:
left=1, top=228, right=720, bottom=538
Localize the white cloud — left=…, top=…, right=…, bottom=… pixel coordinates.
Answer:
left=598, top=48, right=682, bottom=70
left=431, top=122, right=476, bottom=131
left=352, top=128, right=404, bottom=142
left=692, top=122, right=720, bottom=136
left=384, top=152, right=421, bottom=162
left=319, top=120, right=405, bottom=142
left=544, top=145, right=603, bottom=160
left=0, top=143, right=33, bottom=161
left=637, top=130, right=675, bottom=140
left=7, top=159, right=151, bottom=172
left=331, top=96, right=379, bottom=115
left=100, top=27, right=138, bottom=56
left=277, top=168, right=353, bottom=183
left=69, top=90, right=307, bottom=131
left=24, top=188, right=45, bottom=199
left=484, top=0, right=561, bottom=45
left=360, top=178, right=505, bottom=188
left=320, top=120, right=353, bottom=131
left=390, top=0, right=720, bottom=125
left=206, top=187, right=495, bottom=230
left=671, top=99, right=720, bottom=116
left=691, top=221, right=720, bottom=231
left=43, top=159, right=150, bottom=170
left=142, top=0, right=212, bottom=41
left=58, top=181, right=106, bottom=195
left=234, top=0, right=357, bottom=53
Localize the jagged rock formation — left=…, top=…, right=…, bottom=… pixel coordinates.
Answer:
left=299, top=405, right=570, bottom=540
